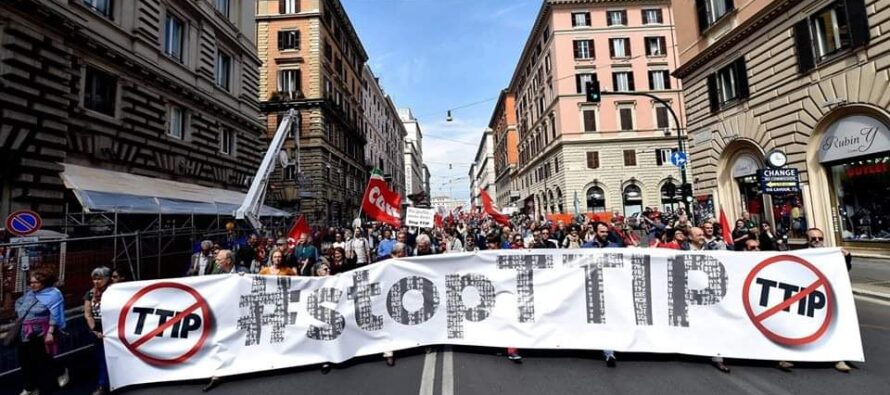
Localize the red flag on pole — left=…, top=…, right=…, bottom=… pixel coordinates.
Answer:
left=719, top=207, right=733, bottom=244
left=480, top=189, right=510, bottom=226
left=286, top=215, right=311, bottom=249
left=361, top=172, right=402, bottom=227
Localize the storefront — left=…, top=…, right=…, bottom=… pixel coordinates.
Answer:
left=817, top=114, right=890, bottom=246
left=622, top=184, right=643, bottom=218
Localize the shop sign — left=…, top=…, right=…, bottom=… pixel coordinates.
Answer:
left=845, top=162, right=889, bottom=178
left=818, top=115, right=890, bottom=163
left=758, top=168, right=801, bottom=194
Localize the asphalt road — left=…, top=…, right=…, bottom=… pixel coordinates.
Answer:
left=3, top=295, right=888, bottom=395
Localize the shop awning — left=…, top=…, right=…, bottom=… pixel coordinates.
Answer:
left=59, top=163, right=291, bottom=217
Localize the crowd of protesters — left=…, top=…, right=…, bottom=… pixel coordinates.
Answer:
left=6, top=206, right=856, bottom=395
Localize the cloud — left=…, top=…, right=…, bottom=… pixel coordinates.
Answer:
left=491, top=1, right=530, bottom=18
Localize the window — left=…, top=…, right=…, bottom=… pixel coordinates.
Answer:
left=324, top=41, right=333, bottom=62
left=623, top=150, right=637, bottom=166
left=84, top=0, right=113, bottom=19
left=168, top=106, right=186, bottom=139
left=696, top=0, right=734, bottom=32
left=607, top=10, right=627, bottom=26
left=215, top=51, right=231, bottom=90
left=83, top=66, right=117, bottom=116
left=655, top=106, right=670, bottom=129
left=219, top=128, right=234, bottom=155
left=215, top=0, right=229, bottom=18
left=545, top=54, right=552, bottom=72
left=554, top=157, right=560, bottom=173
left=587, top=186, right=606, bottom=212
left=795, top=0, right=869, bottom=73
left=618, top=105, right=634, bottom=130
left=645, top=37, right=666, bottom=56
left=164, top=13, right=185, bottom=62
left=582, top=108, right=597, bottom=132
left=280, top=0, right=299, bottom=14
left=575, top=73, right=596, bottom=93
left=586, top=151, right=600, bottom=169
left=648, top=70, right=671, bottom=90
left=609, top=38, right=631, bottom=58
left=612, top=71, right=634, bottom=92
left=642, top=9, right=663, bottom=24
left=572, top=12, right=591, bottom=27
left=573, top=40, right=594, bottom=59
left=277, top=69, right=301, bottom=99
left=655, top=148, right=676, bottom=166
left=707, top=57, right=748, bottom=111
left=278, top=30, right=300, bottom=50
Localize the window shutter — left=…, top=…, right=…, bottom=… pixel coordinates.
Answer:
left=656, top=107, right=669, bottom=128
left=735, top=58, right=749, bottom=99
left=583, top=110, right=596, bottom=132
left=279, top=0, right=286, bottom=14
left=277, top=31, right=284, bottom=50
left=573, top=41, right=580, bottom=58
left=626, top=38, right=632, bottom=57
left=295, top=31, right=301, bottom=48
left=576, top=74, right=583, bottom=93
left=612, top=73, right=619, bottom=91
left=659, top=37, right=666, bottom=55
left=621, top=11, right=628, bottom=25
left=664, top=72, right=672, bottom=89
left=609, top=39, right=615, bottom=57
left=627, top=71, right=635, bottom=91
left=707, top=74, right=719, bottom=113
left=641, top=9, right=647, bottom=24
left=846, top=0, right=870, bottom=47
left=656, top=149, right=664, bottom=166
left=585, top=13, right=590, bottom=26
left=793, top=20, right=815, bottom=73
left=696, top=0, right=709, bottom=32
left=648, top=71, right=654, bottom=90
left=589, top=40, right=595, bottom=58
left=724, top=0, right=735, bottom=13
left=657, top=9, right=663, bottom=23
left=620, top=108, right=633, bottom=130
left=572, top=13, right=578, bottom=27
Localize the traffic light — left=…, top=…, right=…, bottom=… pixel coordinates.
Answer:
left=681, top=183, right=693, bottom=201
left=585, top=80, right=601, bottom=103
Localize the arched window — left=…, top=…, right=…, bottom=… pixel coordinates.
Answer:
left=556, top=188, right=564, bottom=213
left=587, top=186, right=606, bottom=212
left=661, top=182, right=680, bottom=213
left=623, top=184, right=643, bottom=218
left=548, top=190, right=556, bottom=213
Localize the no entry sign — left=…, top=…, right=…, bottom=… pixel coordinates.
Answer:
left=742, top=255, right=834, bottom=346
left=5, top=210, right=42, bottom=237
left=117, top=282, right=212, bottom=365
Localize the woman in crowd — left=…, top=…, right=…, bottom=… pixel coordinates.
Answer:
left=758, top=221, right=778, bottom=251
left=510, top=234, right=525, bottom=249
left=328, top=247, right=349, bottom=274
left=562, top=228, right=583, bottom=248
left=259, top=250, right=297, bottom=276
left=14, top=269, right=67, bottom=395
left=731, top=219, right=750, bottom=251
left=84, top=266, right=111, bottom=395
left=112, top=266, right=129, bottom=283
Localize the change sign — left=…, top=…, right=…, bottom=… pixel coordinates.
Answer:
left=758, top=168, right=800, bottom=194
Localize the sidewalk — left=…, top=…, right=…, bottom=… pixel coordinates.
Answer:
left=850, top=256, right=890, bottom=302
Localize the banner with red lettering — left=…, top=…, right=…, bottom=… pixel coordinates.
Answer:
left=361, top=173, right=401, bottom=227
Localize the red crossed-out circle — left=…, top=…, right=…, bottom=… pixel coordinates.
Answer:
left=742, top=255, right=834, bottom=346
left=117, top=282, right=212, bottom=365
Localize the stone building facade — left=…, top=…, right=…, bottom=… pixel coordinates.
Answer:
left=470, top=129, right=496, bottom=207
left=491, top=90, right=521, bottom=209
left=0, top=0, right=265, bottom=227
left=400, top=107, right=427, bottom=204
left=257, top=0, right=368, bottom=226
left=506, top=0, right=686, bottom=219
left=361, top=65, right=406, bottom=197
left=673, top=0, right=890, bottom=255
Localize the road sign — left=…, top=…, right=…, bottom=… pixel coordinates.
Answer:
left=758, top=168, right=800, bottom=194
left=118, top=282, right=212, bottom=365
left=5, top=210, right=42, bottom=237
left=670, top=151, right=688, bottom=167
left=742, top=255, right=834, bottom=346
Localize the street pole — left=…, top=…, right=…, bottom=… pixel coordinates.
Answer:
left=600, top=91, right=690, bottom=217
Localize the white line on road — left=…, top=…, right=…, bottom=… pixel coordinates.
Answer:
left=442, top=346, right=454, bottom=395
left=418, top=348, right=438, bottom=395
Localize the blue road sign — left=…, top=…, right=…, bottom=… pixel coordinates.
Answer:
left=5, top=209, right=42, bottom=237
left=670, top=151, right=688, bottom=167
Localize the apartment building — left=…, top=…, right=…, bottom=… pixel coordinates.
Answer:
left=507, top=0, right=686, bottom=219
left=673, top=0, right=889, bottom=254
left=400, top=108, right=427, bottom=204
left=491, top=90, right=521, bottom=209
left=362, top=66, right=407, bottom=197
left=470, top=129, right=496, bottom=208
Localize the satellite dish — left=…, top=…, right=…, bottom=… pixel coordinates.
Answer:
left=278, top=151, right=290, bottom=167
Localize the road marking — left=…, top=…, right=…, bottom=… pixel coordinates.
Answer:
left=855, top=294, right=890, bottom=307
left=441, top=346, right=454, bottom=395
left=418, top=348, right=437, bottom=395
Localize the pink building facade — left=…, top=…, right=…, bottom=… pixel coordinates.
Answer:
left=508, top=0, right=688, bottom=218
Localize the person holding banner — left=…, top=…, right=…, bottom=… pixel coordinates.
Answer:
left=581, top=222, right=618, bottom=367
left=84, top=266, right=111, bottom=395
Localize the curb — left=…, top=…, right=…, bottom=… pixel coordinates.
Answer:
left=852, top=287, right=890, bottom=303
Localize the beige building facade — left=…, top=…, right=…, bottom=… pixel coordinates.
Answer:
left=362, top=66, right=407, bottom=197
left=673, top=0, right=890, bottom=254
left=507, top=0, right=686, bottom=219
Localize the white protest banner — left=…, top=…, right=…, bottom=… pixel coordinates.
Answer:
left=404, top=207, right=436, bottom=228
left=101, top=248, right=864, bottom=390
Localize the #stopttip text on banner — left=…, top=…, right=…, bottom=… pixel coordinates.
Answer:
left=101, top=248, right=864, bottom=390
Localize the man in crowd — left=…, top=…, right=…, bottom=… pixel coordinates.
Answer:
left=415, top=234, right=437, bottom=256
left=188, top=240, right=216, bottom=276
left=702, top=222, right=727, bottom=250
left=346, top=228, right=372, bottom=268
left=213, top=250, right=246, bottom=274
left=293, top=234, right=319, bottom=267
left=540, top=228, right=559, bottom=248
left=580, top=221, right=618, bottom=366
left=376, top=229, right=397, bottom=261
left=397, top=231, right=415, bottom=256
left=235, top=234, right=259, bottom=272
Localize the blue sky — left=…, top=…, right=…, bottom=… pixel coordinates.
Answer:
left=341, top=0, right=541, bottom=201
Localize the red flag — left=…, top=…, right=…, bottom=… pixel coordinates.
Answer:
left=719, top=207, right=733, bottom=243
left=480, top=189, right=510, bottom=226
left=361, top=173, right=402, bottom=227
left=287, top=215, right=311, bottom=249
left=434, top=213, right=443, bottom=228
